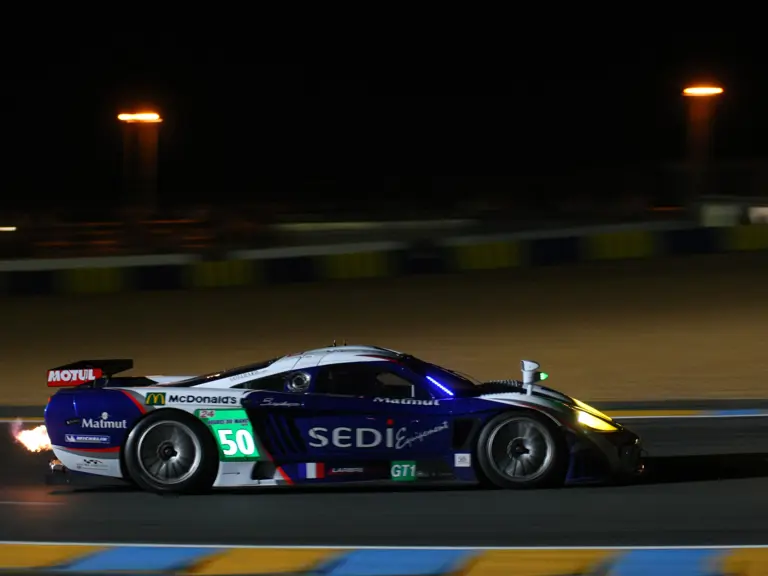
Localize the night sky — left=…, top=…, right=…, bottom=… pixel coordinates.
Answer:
left=4, top=19, right=763, bottom=214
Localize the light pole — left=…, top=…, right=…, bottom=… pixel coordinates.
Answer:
left=682, top=85, right=723, bottom=204
left=118, top=112, right=162, bottom=213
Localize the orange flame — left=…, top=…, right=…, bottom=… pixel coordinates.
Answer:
left=11, top=421, right=52, bottom=452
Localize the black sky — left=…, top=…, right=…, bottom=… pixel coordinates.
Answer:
left=4, top=17, right=764, bottom=213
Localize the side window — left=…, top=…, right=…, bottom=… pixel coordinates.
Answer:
left=375, top=371, right=413, bottom=399
left=314, top=365, right=373, bottom=397
left=240, top=374, right=287, bottom=392
left=314, top=363, right=425, bottom=399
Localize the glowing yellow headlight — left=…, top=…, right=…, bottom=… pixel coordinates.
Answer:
left=577, top=410, right=617, bottom=431
left=573, top=398, right=613, bottom=422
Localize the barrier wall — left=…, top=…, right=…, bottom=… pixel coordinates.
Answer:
left=2, top=544, right=767, bottom=574
left=1, top=224, right=768, bottom=295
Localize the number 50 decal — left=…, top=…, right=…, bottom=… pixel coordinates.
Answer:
left=217, top=429, right=256, bottom=457
left=196, top=408, right=261, bottom=462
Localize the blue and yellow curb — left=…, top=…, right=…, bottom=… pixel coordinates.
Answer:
left=2, top=544, right=768, bottom=575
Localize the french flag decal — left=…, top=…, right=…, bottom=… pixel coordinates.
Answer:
left=302, top=463, right=325, bottom=479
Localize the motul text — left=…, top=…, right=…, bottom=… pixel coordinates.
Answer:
left=47, top=368, right=102, bottom=384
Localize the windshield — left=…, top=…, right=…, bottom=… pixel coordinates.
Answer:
left=404, top=357, right=483, bottom=394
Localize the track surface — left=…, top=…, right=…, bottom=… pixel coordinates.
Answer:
left=3, top=417, right=768, bottom=547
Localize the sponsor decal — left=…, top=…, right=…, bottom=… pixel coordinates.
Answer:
left=82, top=412, right=127, bottom=430
left=329, top=467, right=364, bottom=475
left=207, top=418, right=249, bottom=425
left=168, top=394, right=238, bottom=405
left=47, top=368, right=102, bottom=385
left=76, top=458, right=108, bottom=471
left=308, top=421, right=450, bottom=450
left=390, top=461, right=417, bottom=481
left=65, top=434, right=110, bottom=444
left=65, top=418, right=81, bottom=426
left=260, top=398, right=302, bottom=408
left=397, top=421, right=450, bottom=449
left=301, top=462, right=325, bottom=479
left=144, top=392, right=166, bottom=406
left=454, top=453, right=471, bottom=468
left=374, top=397, right=440, bottom=406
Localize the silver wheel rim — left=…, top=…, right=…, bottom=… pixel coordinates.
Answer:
left=136, top=421, right=202, bottom=485
left=486, top=416, right=555, bottom=482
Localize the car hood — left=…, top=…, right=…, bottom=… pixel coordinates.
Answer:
left=468, top=381, right=574, bottom=404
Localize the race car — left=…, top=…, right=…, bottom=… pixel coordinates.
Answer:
left=43, top=344, right=644, bottom=493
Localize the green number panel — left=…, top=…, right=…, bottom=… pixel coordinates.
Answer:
left=196, top=408, right=261, bottom=462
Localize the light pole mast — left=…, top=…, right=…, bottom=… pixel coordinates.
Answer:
left=118, top=112, right=162, bottom=213
left=682, top=85, right=723, bottom=205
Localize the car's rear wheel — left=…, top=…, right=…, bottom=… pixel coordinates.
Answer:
left=124, top=411, right=218, bottom=494
left=475, top=411, right=568, bottom=489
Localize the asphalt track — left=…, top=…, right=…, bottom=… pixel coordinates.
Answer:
left=2, top=417, right=768, bottom=547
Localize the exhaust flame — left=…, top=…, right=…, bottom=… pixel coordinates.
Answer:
left=11, top=420, right=52, bottom=452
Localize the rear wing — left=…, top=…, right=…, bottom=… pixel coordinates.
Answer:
left=47, top=359, right=133, bottom=387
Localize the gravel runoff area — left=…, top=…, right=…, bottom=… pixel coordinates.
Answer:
left=2, top=252, right=767, bottom=406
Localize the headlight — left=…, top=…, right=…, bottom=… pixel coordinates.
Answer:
left=577, top=410, right=617, bottom=432
left=572, top=398, right=613, bottom=422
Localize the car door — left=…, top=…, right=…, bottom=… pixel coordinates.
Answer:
left=297, top=361, right=455, bottom=464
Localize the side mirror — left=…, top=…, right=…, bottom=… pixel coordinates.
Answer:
left=520, top=360, right=548, bottom=394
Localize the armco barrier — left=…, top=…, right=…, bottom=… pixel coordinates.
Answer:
left=1, top=544, right=768, bottom=574
left=1, top=224, right=768, bottom=296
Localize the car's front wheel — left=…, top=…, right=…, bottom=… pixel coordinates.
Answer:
left=475, top=411, right=568, bottom=489
left=124, top=410, right=218, bottom=494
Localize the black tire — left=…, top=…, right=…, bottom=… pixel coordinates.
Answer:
left=475, top=411, right=568, bottom=489
left=123, top=410, right=218, bottom=494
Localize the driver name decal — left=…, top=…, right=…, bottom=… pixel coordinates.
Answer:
left=260, top=398, right=302, bottom=408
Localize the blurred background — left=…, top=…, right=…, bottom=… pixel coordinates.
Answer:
left=2, top=17, right=764, bottom=258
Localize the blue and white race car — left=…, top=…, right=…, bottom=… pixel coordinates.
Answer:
left=44, top=344, right=644, bottom=493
